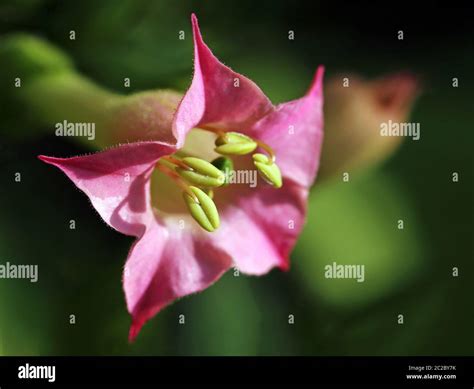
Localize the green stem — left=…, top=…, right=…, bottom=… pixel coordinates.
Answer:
left=1, top=34, right=182, bottom=149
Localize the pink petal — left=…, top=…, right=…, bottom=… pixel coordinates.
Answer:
left=247, top=66, right=325, bottom=188
left=173, top=14, right=274, bottom=146
left=125, top=219, right=232, bottom=341
left=38, top=142, right=174, bottom=237
left=212, top=181, right=308, bottom=275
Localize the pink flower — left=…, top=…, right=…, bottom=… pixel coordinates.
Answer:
left=39, top=14, right=324, bottom=341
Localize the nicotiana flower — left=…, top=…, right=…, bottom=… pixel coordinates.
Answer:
left=39, top=14, right=324, bottom=341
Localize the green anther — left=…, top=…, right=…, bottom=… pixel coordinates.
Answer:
left=183, top=186, right=220, bottom=232
left=253, top=153, right=283, bottom=188
left=211, top=157, right=234, bottom=186
left=176, top=157, right=225, bottom=188
left=215, top=132, right=257, bottom=155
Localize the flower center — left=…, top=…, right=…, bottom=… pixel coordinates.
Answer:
left=151, top=128, right=282, bottom=232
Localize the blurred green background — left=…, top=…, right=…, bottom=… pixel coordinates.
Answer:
left=0, top=0, right=473, bottom=355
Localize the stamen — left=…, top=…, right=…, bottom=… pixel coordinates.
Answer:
left=201, top=125, right=228, bottom=140
left=155, top=127, right=282, bottom=231
left=160, top=155, right=192, bottom=170
left=156, top=156, right=222, bottom=231
left=176, top=157, right=225, bottom=188
left=214, top=132, right=257, bottom=155
left=254, top=139, right=276, bottom=164
left=183, top=186, right=220, bottom=232
left=156, top=160, right=198, bottom=202
left=253, top=153, right=282, bottom=188
left=201, top=127, right=276, bottom=164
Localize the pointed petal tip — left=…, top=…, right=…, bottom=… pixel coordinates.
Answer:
left=279, top=259, right=291, bottom=272
left=316, top=65, right=325, bottom=80
left=190, top=13, right=208, bottom=56
left=38, top=154, right=75, bottom=169
left=128, top=320, right=143, bottom=343
left=307, top=65, right=325, bottom=96
left=38, top=154, right=58, bottom=165
left=191, top=13, right=201, bottom=39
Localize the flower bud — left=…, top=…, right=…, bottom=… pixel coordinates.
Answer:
left=176, top=157, right=225, bottom=187
left=214, top=132, right=257, bottom=155
left=211, top=157, right=234, bottom=186
left=183, top=186, right=220, bottom=232
left=253, top=153, right=282, bottom=188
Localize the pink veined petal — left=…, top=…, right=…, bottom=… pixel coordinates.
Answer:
left=125, top=219, right=232, bottom=341
left=173, top=14, right=274, bottom=147
left=38, top=142, right=174, bottom=237
left=212, top=181, right=308, bottom=275
left=247, top=66, right=325, bottom=188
